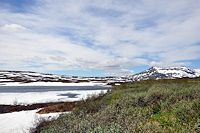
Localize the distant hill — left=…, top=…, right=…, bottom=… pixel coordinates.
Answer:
left=0, top=70, right=126, bottom=85
left=0, top=70, right=73, bottom=83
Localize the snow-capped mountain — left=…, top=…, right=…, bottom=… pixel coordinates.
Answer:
left=130, top=67, right=200, bottom=81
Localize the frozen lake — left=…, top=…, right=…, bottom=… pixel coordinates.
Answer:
left=0, top=85, right=111, bottom=105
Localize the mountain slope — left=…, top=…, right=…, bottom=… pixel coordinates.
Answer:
left=0, top=71, right=75, bottom=84
left=130, top=67, right=200, bottom=81
left=0, top=71, right=126, bottom=85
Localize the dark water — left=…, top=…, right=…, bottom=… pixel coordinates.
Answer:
left=58, top=93, right=80, bottom=98
left=0, top=86, right=111, bottom=93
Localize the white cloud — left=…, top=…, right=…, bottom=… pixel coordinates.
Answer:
left=0, top=0, right=200, bottom=75
left=1, top=24, right=27, bottom=31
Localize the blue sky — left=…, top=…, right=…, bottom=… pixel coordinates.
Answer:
left=0, top=0, right=200, bottom=76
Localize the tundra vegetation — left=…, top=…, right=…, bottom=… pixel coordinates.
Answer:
left=35, top=78, right=200, bottom=133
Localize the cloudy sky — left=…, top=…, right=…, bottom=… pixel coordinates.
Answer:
left=0, top=0, right=200, bottom=76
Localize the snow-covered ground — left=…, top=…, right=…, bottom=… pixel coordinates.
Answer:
left=0, top=85, right=109, bottom=133
left=0, top=109, right=68, bottom=133
left=0, top=82, right=109, bottom=105
left=0, top=82, right=107, bottom=86
left=0, top=90, right=108, bottom=105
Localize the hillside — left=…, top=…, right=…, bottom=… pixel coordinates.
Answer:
left=0, top=70, right=73, bottom=83
left=0, top=71, right=127, bottom=86
left=35, top=78, right=200, bottom=133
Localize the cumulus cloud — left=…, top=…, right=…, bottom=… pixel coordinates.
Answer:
left=0, top=0, right=200, bottom=75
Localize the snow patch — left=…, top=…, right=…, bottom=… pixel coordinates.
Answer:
left=0, top=109, right=68, bottom=133
left=0, top=90, right=108, bottom=105
left=0, top=79, right=13, bottom=81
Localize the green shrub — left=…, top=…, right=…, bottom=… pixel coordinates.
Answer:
left=36, top=78, right=200, bottom=133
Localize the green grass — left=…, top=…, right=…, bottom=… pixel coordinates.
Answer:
left=36, top=78, right=200, bottom=133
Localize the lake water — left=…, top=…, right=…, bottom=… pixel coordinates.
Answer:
left=0, top=86, right=111, bottom=93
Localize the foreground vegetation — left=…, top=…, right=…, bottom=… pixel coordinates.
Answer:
left=36, top=78, right=200, bottom=133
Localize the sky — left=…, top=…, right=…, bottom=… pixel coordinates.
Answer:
left=0, top=0, right=200, bottom=76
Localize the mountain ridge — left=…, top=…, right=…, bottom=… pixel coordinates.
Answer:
left=0, top=66, right=200, bottom=85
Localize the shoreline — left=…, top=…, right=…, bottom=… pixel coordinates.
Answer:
left=0, top=101, right=79, bottom=114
